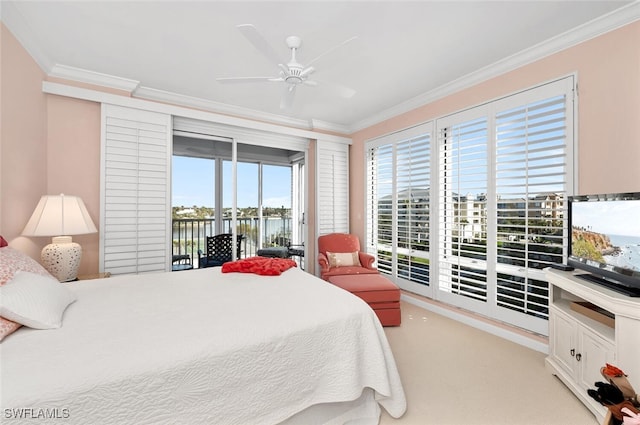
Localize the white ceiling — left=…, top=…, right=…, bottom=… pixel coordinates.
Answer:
left=2, top=1, right=637, bottom=133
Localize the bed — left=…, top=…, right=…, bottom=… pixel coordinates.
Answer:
left=0, top=265, right=406, bottom=424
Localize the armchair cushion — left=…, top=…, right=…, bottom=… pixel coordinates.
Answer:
left=322, top=266, right=379, bottom=279
left=326, top=251, right=361, bottom=268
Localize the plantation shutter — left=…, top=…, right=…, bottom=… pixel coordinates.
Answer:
left=396, top=132, right=431, bottom=287
left=316, top=140, right=349, bottom=235
left=437, top=112, right=490, bottom=313
left=366, top=143, right=393, bottom=275
left=492, top=83, right=571, bottom=333
left=435, top=77, right=573, bottom=334
left=365, top=122, right=432, bottom=295
left=100, top=104, right=172, bottom=275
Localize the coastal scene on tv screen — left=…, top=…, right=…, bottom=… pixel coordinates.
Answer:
left=571, top=200, right=640, bottom=273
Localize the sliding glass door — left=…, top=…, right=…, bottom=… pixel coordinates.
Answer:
left=171, top=155, right=216, bottom=267
left=172, top=137, right=305, bottom=266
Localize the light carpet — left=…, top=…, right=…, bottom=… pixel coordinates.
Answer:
left=379, top=301, right=599, bottom=425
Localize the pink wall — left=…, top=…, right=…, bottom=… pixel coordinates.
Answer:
left=349, top=21, right=640, bottom=242
left=46, top=96, right=101, bottom=275
left=1, top=23, right=101, bottom=274
left=0, top=24, right=48, bottom=259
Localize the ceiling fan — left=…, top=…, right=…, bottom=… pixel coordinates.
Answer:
left=217, top=24, right=357, bottom=110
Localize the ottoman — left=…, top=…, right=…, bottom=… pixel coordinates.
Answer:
left=327, top=274, right=401, bottom=326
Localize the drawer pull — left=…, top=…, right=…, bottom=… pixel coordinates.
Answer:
left=576, top=353, right=582, bottom=361
left=570, top=349, right=575, bottom=357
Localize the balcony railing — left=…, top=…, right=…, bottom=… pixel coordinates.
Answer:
left=172, top=217, right=293, bottom=268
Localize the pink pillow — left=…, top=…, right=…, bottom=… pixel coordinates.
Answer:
left=326, top=251, right=362, bottom=268
left=0, top=246, right=53, bottom=341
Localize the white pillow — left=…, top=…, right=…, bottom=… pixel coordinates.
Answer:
left=327, top=251, right=362, bottom=268
left=0, top=271, right=77, bottom=329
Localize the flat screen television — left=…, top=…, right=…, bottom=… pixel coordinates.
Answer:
left=568, top=192, right=640, bottom=297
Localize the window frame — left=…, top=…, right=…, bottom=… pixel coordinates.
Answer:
left=364, top=76, right=576, bottom=335
left=365, top=122, right=435, bottom=298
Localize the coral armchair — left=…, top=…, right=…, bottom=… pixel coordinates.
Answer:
left=317, top=233, right=378, bottom=281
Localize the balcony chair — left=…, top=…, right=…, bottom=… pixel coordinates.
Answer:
left=317, top=233, right=401, bottom=326
left=198, top=234, right=243, bottom=268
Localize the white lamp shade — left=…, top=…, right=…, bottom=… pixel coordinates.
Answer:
left=22, top=194, right=97, bottom=282
left=22, top=194, right=97, bottom=237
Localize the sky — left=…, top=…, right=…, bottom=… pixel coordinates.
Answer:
left=572, top=199, right=640, bottom=238
left=172, top=156, right=292, bottom=209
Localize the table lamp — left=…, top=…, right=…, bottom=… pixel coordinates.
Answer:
left=22, top=194, right=97, bottom=282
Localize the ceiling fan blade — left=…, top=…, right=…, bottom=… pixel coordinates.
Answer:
left=306, top=36, right=358, bottom=68
left=237, top=24, right=284, bottom=66
left=309, top=79, right=356, bottom=99
left=280, top=85, right=296, bottom=111
left=217, top=77, right=283, bottom=84
left=299, top=66, right=315, bottom=79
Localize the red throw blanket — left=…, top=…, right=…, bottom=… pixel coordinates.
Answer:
left=221, top=256, right=297, bottom=276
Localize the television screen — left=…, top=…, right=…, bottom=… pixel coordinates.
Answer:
left=569, top=193, right=640, bottom=295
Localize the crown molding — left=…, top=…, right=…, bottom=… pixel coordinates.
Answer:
left=43, top=81, right=352, bottom=144
left=134, top=86, right=315, bottom=131
left=1, top=1, right=53, bottom=72
left=49, top=64, right=140, bottom=93
left=135, top=88, right=353, bottom=136
left=309, top=119, right=351, bottom=135
left=348, top=1, right=640, bottom=133
left=5, top=0, right=638, bottom=136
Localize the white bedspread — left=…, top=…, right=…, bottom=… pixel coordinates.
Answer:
left=0, top=267, right=406, bottom=424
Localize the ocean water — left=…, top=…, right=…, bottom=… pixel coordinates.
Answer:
left=604, top=234, right=640, bottom=272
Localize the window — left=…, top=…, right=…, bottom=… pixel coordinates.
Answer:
left=494, top=94, right=568, bottom=325
left=172, top=152, right=301, bottom=266
left=366, top=122, right=432, bottom=295
left=261, top=164, right=294, bottom=247
left=437, top=77, right=573, bottom=334
left=365, top=77, right=574, bottom=335
left=438, top=115, right=489, bottom=304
